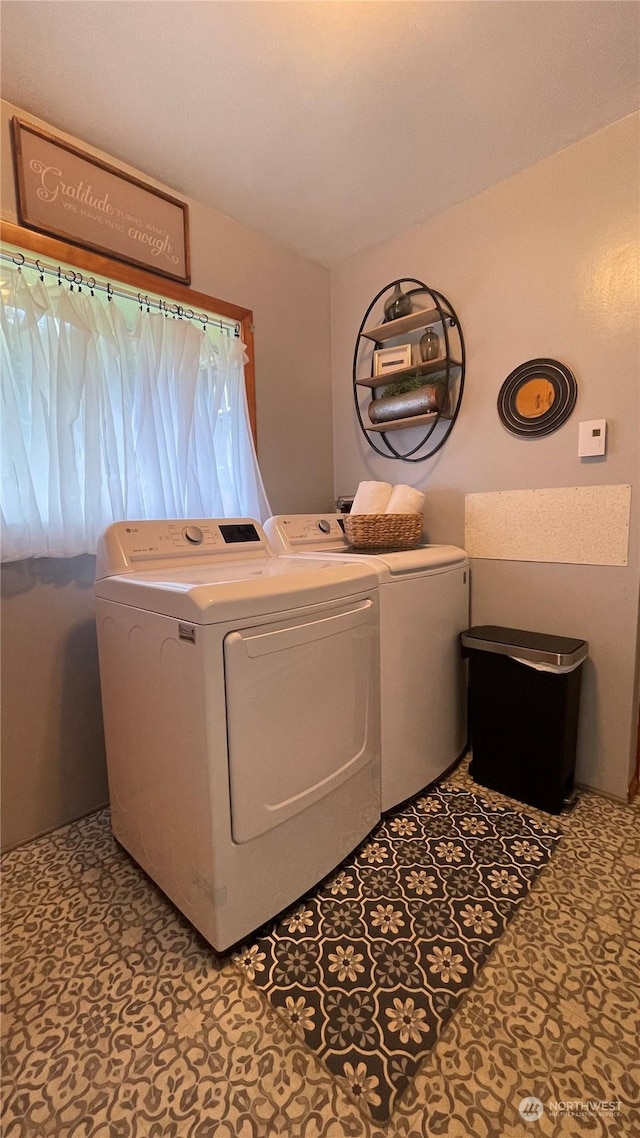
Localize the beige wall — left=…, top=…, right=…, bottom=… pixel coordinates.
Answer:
left=2, top=100, right=638, bottom=848
left=330, top=113, right=640, bottom=801
left=1, top=101, right=334, bottom=849
left=1, top=558, right=108, bottom=849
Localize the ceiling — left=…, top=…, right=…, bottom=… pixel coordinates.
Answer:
left=1, top=1, right=638, bottom=267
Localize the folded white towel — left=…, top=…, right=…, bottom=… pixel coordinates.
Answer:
left=351, top=480, right=392, bottom=514
left=385, top=484, right=425, bottom=515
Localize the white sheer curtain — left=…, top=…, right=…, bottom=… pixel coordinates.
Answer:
left=0, top=260, right=270, bottom=561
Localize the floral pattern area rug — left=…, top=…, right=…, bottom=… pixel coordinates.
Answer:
left=232, top=786, right=560, bottom=1124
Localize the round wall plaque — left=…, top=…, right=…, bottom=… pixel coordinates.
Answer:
left=497, top=358, right=577, bottom=438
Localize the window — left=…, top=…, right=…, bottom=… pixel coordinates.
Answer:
left=0, top=230, right=270, bottom=561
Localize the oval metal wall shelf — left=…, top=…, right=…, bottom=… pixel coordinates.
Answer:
left=352, top=278, right=465, bottom=462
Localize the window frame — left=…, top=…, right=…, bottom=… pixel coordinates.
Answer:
left=0, top=220, right=258, bottom=446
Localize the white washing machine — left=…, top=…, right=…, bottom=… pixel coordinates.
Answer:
left=265, top=513, right=469, bottom=812
left=94, top=518, right=380, bottom=952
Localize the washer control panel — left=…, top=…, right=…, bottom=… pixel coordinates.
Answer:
left=96, top=518, right=266, bottom=577
left=269, top=514, right=347, bottom=548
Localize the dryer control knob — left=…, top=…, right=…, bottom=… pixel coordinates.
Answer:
left=183, top=525, right=204, bottom=544
left=317, top=519, right=331, bottom=533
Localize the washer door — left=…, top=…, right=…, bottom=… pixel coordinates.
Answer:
left=224, top=598, right=377, bottom=843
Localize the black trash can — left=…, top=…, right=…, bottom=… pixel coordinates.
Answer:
left=461, top=625, right=588, bottom=814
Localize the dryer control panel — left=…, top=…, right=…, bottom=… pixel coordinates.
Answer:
left=96, top=518, right=268, bottom=578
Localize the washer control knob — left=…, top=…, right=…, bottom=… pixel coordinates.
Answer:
left=317, top=519, right=331, bottom=534
left=183, top=525, right=204, bottom=544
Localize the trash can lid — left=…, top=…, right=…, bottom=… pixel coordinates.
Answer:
left=461, top=625, right=588, bottom=668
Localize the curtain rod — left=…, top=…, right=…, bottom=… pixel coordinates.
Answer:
left=0, top=247, right=240, bottom=337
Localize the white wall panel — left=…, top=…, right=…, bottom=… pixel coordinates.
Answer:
left=465, top=485, right=631, bottom=565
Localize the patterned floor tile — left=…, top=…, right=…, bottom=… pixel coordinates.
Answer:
left=2, top=756, right=639, bottom=1136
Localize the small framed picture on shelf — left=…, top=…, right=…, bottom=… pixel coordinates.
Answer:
left=373, top=343, right=412, bottom=377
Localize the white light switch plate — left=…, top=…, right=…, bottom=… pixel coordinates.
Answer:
left=578, top=419, right=607, bottom=457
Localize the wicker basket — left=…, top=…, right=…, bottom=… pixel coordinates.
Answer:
left=343, top=513, right=423, bottom=550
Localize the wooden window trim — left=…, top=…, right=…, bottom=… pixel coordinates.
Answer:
left=0, top=220, right=257, bottom=446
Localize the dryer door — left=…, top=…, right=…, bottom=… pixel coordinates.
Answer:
left=224, top=598, right=378, bottom=843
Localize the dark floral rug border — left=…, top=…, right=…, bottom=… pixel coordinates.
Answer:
left=232, top=786, right=561, bottom=1123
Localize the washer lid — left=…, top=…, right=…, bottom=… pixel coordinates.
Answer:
left=263, top=516, right=466, bottom=577
left=94, top=555, right=379, bottom=623
left=297, top=543, right=468, bottom=578
left=359, top=544, right=468, bottom=576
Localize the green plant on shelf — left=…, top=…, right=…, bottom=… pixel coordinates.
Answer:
left=382, top=374, right=445, bottom=398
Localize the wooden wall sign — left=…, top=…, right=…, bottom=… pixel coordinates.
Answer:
left=11, top=117, right=190, bottom=284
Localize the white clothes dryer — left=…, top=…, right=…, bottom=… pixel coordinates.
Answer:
left=94, top=518, right=380, bottom=952
left=264, top=513, right=469, bottom=812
